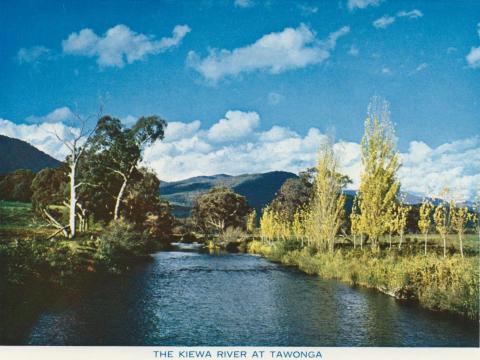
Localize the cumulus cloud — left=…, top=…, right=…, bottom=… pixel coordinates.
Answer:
left=16, top=46, right=52, bottom=64
left=347, top=0, right=383, bottom=11
left=187, top=24, right=350, bottom=82
left=207, top=110, right=260, bottom=142
left=373, top=9, right=423, bottom=29
left=0, top=118, right=79, bottom=161
left=62, top=24, right=191, bottom=67
left=26, top=107, right=75, bottom=123
left=3, top=111, right=479, bottom=201
left=466, top=23, right=480, bottom=69
left=400, top=138, right=480, bottom=201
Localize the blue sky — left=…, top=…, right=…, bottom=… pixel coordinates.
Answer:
left=1, top=0, right=479, bottom=199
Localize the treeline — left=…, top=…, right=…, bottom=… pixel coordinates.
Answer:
left=257, top=98, right=479, bottom=258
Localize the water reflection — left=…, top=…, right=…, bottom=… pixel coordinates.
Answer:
left=9, top=250, right=478, bottom=346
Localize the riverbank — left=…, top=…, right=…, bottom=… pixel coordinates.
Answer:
left=248, top=240, right=479, bottom=320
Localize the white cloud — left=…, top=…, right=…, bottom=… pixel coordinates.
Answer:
left=373, top=16, right=396, bottom=29
left=400, top=138, right=480, bottom=201
left=187, top=24, right=350, bottom=82
left=62, top=24, right=191, bottom=68
left=0, top=118, right=79, bottom=161
left=347, top=0, right=383, bottom=11
left=234, top=0, right=254, bottom=8
left=207, top=110, right=260, bottom=142
left=26, top=107, right=75, bottom=123
left=17, top=46, right=51, bottom=64
left=373, top=9, right=423, bottom=29
left=466, top=23, right=480, bottom=69
left=397, top=9, right=423, bottom=19
left=3, top=111, right=479, bottom=201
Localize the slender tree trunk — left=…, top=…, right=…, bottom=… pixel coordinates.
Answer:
left=424, top=233, right=428, bottom=255
left=399, top=232, right=403, bottom=249
left=113, top=178, right=128, bottom=221
left=360, top=234, right=363, bottom=249
left=389, top=233, right=392, bottom=250
left=443, top=235, right=446, bottom=258
left=459, top=233, right=464, bottom=258
left=69, top=162, right=77, bottom=239
left=353, top=234, right=356, bottom=249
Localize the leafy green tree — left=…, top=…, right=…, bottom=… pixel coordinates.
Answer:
left=0, top=169, right=35, bottom=202
left=358, top=97, right=400, bottom=248
left=270, top=177, right=313, bottom=222
left=31, top=166, right=69, bottom=236
left=192, top=187, right=251, bottom=234
left=88, top=115, right=167, bottom=221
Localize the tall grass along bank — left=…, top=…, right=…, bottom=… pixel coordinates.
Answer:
left=248, top=240, right=479, bottom=320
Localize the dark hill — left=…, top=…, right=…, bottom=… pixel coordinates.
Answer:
left=0, top=135, right=62, bottom=174
left=160, top=171, right=297, bottom=217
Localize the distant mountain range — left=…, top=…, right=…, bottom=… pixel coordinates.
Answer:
left=0, top=135, right=62, bottom=175
left=160, top=171, right=297, bottom=217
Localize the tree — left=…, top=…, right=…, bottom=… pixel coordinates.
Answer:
left=358, top=97, right=400, bottom=249
left=384, top=202, right=397, bottom=250
left=350, top=196, right=363, bottom=249
left=270, top=177, right=313, bottom=222
left=260, top=206, right=275, bottom=244
left=88, top=115, right=167, bottom=222
left=396, top=203, right=411, bottom=250
left=46, top=111, right=101, bottom=238
left=246, top=209, right=257, bottom=234
left=307, top=140, right=346, bottom=252
left=31, top=166, right=69, bottom=236
left=451, top=204, right=469, bottom=258
left=192, top=187, right=250, bottom=234
left=434, top=203, right=450, bottom=258
left=0, top=169, right=35, bottom=202
left=418, top=199, right=433, bottom=255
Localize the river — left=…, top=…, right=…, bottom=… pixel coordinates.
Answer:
left=5, top=246, right=480, bottom=346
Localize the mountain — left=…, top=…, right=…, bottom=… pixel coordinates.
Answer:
left=160, top=171, right=297, bottom=217
left=0, top=135, right=62, bottom=175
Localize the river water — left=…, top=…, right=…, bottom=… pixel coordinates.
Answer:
left=12, top=248, right=480, bottom=346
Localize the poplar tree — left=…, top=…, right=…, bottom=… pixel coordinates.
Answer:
left=418, top=199, right=433, bottom=255
left=358, top=97, right=400, bottom=249
left=396, top=203, right=411, bottom=250
left=434, top=203, right=449, bottom=258
left=308, top=139, right=346, bottom=252
left=451, top=205, right=469, bottom=258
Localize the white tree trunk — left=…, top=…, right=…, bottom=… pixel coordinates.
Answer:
left=69, top=162, right=77, bottom=238
left=114, top=178, right=128, bottom=221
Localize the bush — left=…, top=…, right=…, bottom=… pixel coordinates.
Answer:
left=95, top=219, right=147, bottom=271
left=219, top=227, right=246, bottom=244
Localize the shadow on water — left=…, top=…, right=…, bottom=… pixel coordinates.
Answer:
left=1, top=245, right=478, bottom=346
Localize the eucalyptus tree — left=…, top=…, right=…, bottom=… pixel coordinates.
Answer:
left=88, top=115, right=167, bottom=222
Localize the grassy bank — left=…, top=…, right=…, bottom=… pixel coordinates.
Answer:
left=248, top=240, right=479, bottom=320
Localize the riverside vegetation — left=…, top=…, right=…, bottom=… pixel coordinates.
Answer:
left=0, top=114, right=175, bottom=294
left=246, top=98, right=479, bottom=320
